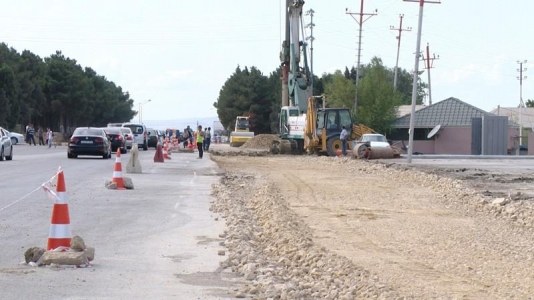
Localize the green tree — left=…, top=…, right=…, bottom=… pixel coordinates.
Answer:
left=215, top=66, right=274, bottom=134
left=323, top=70, right=354, bottom=108
left=526, top=99, right=534, bottom=107
left=357, top=57, right=402, bottom=133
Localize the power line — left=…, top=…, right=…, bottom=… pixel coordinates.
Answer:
left=390, top=14, right=411, bottom=90
left=420, top=43, right=439, bottom=105
left=517, top=59, right=528, bottom=149
left=346, top=0, right=377, bottom=117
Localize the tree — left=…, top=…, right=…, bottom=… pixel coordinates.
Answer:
left=215, top=66, right=274, bottom=134
left=526, top=99, right=534, bottom=107
left=357, top=57, right=402, bottom=133
left=323, top=70, right=354, bottom=108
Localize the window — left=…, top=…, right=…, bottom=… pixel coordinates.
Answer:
left=74, top=128, right=104, bottom=136
left=289, top=109, right=300, bottom=116
left=339, top=110, right=352, bottom=128
left=327, top=111, right=338, bottom=129
left=124, top=125, right=143, bottom=134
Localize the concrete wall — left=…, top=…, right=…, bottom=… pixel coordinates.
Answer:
left=393, top=126, right=520, bottom=155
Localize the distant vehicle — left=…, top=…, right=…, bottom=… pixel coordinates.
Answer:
left=6, top=131, right=24, bottom=145
left=358, top=134, right=390, bottom=148
left=107, top=123, right=123, bottom=127
left=68, top=127, right=111, bottom=159
left=121, top=123, right=148, bottom=151
left=0, top=127, right=14, bottom=161
left=146, top=128, right=159, bottom=148
left=103, top=127, right=127, bottom=154
left=120, top=127, right=134, bottom=150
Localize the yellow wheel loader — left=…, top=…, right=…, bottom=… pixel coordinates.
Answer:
left=229, top=116, right=254, bottom=147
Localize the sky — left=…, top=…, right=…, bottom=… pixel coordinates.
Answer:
left=1, top=0, right=533, bottom=123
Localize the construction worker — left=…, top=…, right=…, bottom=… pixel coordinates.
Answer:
left=196, top=125, right=205, bottom=159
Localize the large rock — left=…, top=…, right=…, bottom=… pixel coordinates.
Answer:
left=126, top=144, right=142, bottom=173
left=24, top=247, right=45, bottom=263
left=123, top=177, right=134, bottom=189
left=40, top=250, right=89, bottom=266
left=70, top=236, right=86, bottom=251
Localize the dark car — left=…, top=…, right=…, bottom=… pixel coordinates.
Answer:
left=68, top=127, right=111, bottom=159
left=146, top=128, right=159, bottom=148
left=103, top=127, right=127, bottom=154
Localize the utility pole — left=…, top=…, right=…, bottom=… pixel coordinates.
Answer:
left=281, top=0, right=290, bottom=107
left=404, top=0, right=440, bottom=164
left=517, top=60, right=527, bottom=153
left=390, top=14, right=411, bottom=90
left=420, top=43, right=439, bottom=105
left=306, top=9, right=315, bottom=95
left=346, top=1, right=377, bottom=117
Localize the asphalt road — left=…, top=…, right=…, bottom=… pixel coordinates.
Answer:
left=0, top=145, right=238, bottom=299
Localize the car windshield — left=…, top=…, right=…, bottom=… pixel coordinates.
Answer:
left=120, top=128, right=131, bottom=135
left=103, top=128, right=121, bottom=134
left=73, top=128, right=104, bottom=136
left=362, top=135, right=386, bottom=142
left=124, top=125, right=143, bottom=134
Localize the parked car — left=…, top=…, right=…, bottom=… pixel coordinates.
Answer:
left=0, top=127, right=14, bottom=161
left=68, top=127, right=111, bottom=159
left=120, top=127, right=134, bottom=150
left=146, top=128, right=159, bottom=148
left=122, top=123, right=148, bottom=150
left=103, top=127, right=127, bottom=154
left=6, top=131, right=24, bottom=145
left=107, top=123, right=123, bottom=127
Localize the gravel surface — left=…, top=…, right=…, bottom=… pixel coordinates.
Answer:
left=211, top=154, right=534, bottom=299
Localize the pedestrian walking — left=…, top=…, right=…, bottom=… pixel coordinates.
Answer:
left=182, top=127, right=190, bottom=148
left=27, top=124, right=36, bottom=146
left=340, top=125, right=348, bottom=156
left=196, top=125, right=205, bottom=159
left=46, top=128, right=54, bottom=148
left=204, top=127, right=211, bottom=151
left=38, top=127, right=45, bottom=145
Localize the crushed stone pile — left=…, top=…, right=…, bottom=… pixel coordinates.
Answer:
left=211, top=173, right=398, bottom=299
left=241, top=134, right=280, bottom=149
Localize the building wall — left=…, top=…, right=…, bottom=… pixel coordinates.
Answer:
left=392, top=126, right=519, bottom=155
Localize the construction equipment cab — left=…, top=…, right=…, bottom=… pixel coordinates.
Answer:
left=229, top=116, right=254, bottom=147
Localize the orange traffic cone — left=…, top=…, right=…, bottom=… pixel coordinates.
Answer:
left=111, top=150, right=126, bottom=190
left=47, top=170, right=72, bottom=250
left=163, top=142, right=171, bottom=160
left=154, top=143, right=164, bottom=162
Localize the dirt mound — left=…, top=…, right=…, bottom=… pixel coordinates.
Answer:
left=241, top=134, right=279, bottom=149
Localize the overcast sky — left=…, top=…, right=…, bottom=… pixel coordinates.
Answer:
left=1, top=0, right=533, bottom=122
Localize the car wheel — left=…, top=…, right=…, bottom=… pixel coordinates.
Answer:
left=5, top=146, right=13, bottom=160
left=68, top=153, right=77, bottom=159
left=120, top=147, right=127, bottom=154
left=10, top=137, right=17, bottom=145
left=0, top=147, right=4, bottom=161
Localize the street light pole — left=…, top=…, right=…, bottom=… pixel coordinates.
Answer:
left=139, top=99, right=152, bottom=123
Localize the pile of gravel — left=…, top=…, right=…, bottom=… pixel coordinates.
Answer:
left=241, top=134, right=280, bottom=149
left=211, top=173, right=398, bottom=299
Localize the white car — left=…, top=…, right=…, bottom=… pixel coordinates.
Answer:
left=359, top=134, right=390, bottom=148
left=0, top=127, right=14, bottom=160
left=120, top=127, right=134, bottom=150
left=121, top=123, right=148, bottom=151
left=7, top=131, right=24, bottom=145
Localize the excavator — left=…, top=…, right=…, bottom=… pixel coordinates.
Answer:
left=271, top=0, right=375, bottom=156
left=229, top=116, right=254, bottom=147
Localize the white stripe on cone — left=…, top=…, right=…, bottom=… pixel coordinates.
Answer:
left=113, top=171, right=122, bottom=178
left=49, top=224, right=72, bottom=238
left=56, top=191, right=67, bottom=204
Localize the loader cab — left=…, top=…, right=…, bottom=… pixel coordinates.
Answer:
left=279, top=106, right=302, bottom=137
left=317, top=108, right=352, bottom=137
